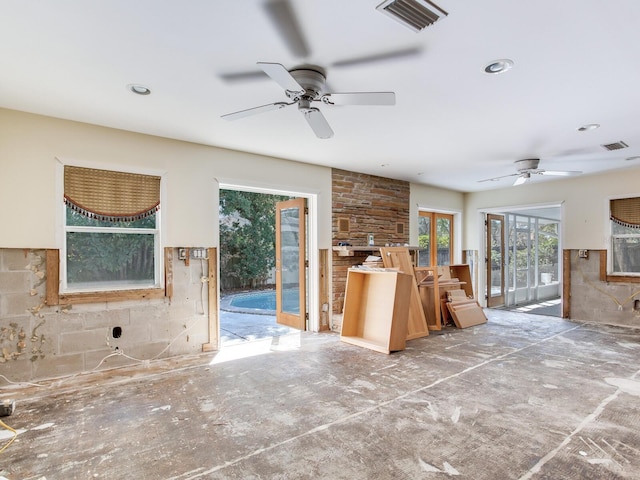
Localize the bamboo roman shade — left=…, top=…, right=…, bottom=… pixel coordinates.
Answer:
left=610, top=197, right=640, bottom=228
left=64, top=165, right=160, bottom=221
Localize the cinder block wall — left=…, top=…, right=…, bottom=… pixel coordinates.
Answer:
left=331, top=169, right=410, bottom=321
left=0, top=248, right=210, bottom=383
left=569, top=249, right=640, bottom=327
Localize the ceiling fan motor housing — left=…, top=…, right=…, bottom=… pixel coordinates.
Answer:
left=286, top=68, right=326, bottom=102
left=516, top=158, right=540, bottom=172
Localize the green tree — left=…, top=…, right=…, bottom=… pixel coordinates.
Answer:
left=219, top=190, right=290, bottom=290
left=538, top=223, right=558, bottom=266
left=66, top=209, right=156, bottom=284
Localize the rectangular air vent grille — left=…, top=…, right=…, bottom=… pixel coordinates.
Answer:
left=601, top=141, right=629, bottom=151
left=376, top=0, right=448, bottom=32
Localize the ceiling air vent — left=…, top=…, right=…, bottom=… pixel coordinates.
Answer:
left=376, top=0, right=448, bottom=32
left=601, top=141, right=629, bottom=151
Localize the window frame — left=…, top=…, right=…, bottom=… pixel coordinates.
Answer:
left=57, top=161, right=165, bottom=302
left=608, top=196, right=640, bottom=279
left=62, top=212, right=162, bottom=294
left=600, top=193, right=640, bottom=283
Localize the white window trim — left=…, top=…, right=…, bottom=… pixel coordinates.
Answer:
left=606, top=193, right=640, bottom=277
left=56, top=158, right=165, bottom=293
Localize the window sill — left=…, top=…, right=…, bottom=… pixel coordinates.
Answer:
left=58, top=288, right=165, bottom=305
left=46, top=249, right=171, bottom=306
left=599, top=251, right=640, bottom=283
left=604, top=274, right=640, bottom=284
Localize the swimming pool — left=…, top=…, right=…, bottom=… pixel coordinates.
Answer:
left=223, top=288, right=300, bottom=314
left=229, top=290, right=276, bottom=311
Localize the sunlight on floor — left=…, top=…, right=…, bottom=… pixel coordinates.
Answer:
left=210, top=332, right=302, bottom=365
left=513, top=298, right=561, bottom=313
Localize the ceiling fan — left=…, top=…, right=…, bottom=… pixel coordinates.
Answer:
left=479, top=158, right=582, bottom=186
left=221, top=62, right=396, bottom=139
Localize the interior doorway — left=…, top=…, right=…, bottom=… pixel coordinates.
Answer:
left=484, top=206, right=562, bottom=317
left=218, top=186, right=313, bottom=346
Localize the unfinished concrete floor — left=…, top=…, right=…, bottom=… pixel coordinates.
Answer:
left=2, top=310, right=640, bottom=479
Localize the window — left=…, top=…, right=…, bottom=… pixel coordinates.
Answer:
left=610, top=197, right=640, bottom=275
left=62, top=165, right=161, bottom=292
left=417, top=211, right=454, bottom=266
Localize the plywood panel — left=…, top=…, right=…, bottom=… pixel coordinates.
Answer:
left=447, top=301, right=487, bottom=329
left=340, top=269, right=411, bottom=353
left=45, top=249, right=60, bottom=306
left=379, top=247, right=429, bottom=339
left=202, top=247, right=218, bottom=352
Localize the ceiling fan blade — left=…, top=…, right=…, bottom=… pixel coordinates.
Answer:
left=514, top=174, right=530, bottom=186
left=257, top=62, right=305, bottom=93
left=322, top=92, right=396, bottom=106
left=331, top=47, right=422, bottom=68
left=221, top=102, right=290, bottom=121
left=477, top=173, right=518, bottom=183
left=303, top=108, right=333, bottom=139
left=263, top=0, right=310, bottom=58
left=538, top=169, right=582, bottom=176
left=219, top=70, right=268, bottom=83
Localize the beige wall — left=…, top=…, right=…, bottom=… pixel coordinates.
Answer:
left=409, top=183, right=465, bottom=265
left=0, top=108, right=333, bottom=249
left=409, top=183, right=464, bottom=245
left=0, top=108, right=336, bottom=381
left=463, top=168, right=640, bottom=250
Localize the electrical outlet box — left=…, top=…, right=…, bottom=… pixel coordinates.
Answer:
left=178, top=248, right=188, bottom=260
left=191, top=248, right=206, bottom=259
left=578, top=249, right=589, bottom=259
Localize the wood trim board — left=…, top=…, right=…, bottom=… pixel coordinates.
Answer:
left=379, top=247, right=429, bottom=339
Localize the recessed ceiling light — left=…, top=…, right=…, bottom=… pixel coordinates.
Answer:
left=577, top=123, right=600, bottom=132
left=626, top=156, right=640, bottom=161
left=128, top=84, right=151, bottom=95
left=484, top=59, right=514, bottom=74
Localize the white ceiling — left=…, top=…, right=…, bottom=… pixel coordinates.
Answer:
left=2, top=0, right=640, bottom=192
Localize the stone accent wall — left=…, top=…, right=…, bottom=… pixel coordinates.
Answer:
left=0, top=248, right=210, bottom=382
left=331, top=169, right=410, bottom=321
left=569, top=249, right=640, bottom=327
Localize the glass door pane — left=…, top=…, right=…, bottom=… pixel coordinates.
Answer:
left=418, top=214, right=431, bottom=266
left=487, top=214, right=505, bottom=307
left=279, top=206, right=300, bottom=314
left=436, top=216, right=452, bottom=266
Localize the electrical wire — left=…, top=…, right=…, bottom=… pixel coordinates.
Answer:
left=1, top=253, right=211, bottom=389
left=0, top=418, right=17, bottom=454
left=0, top=374, right=45, bottom=388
